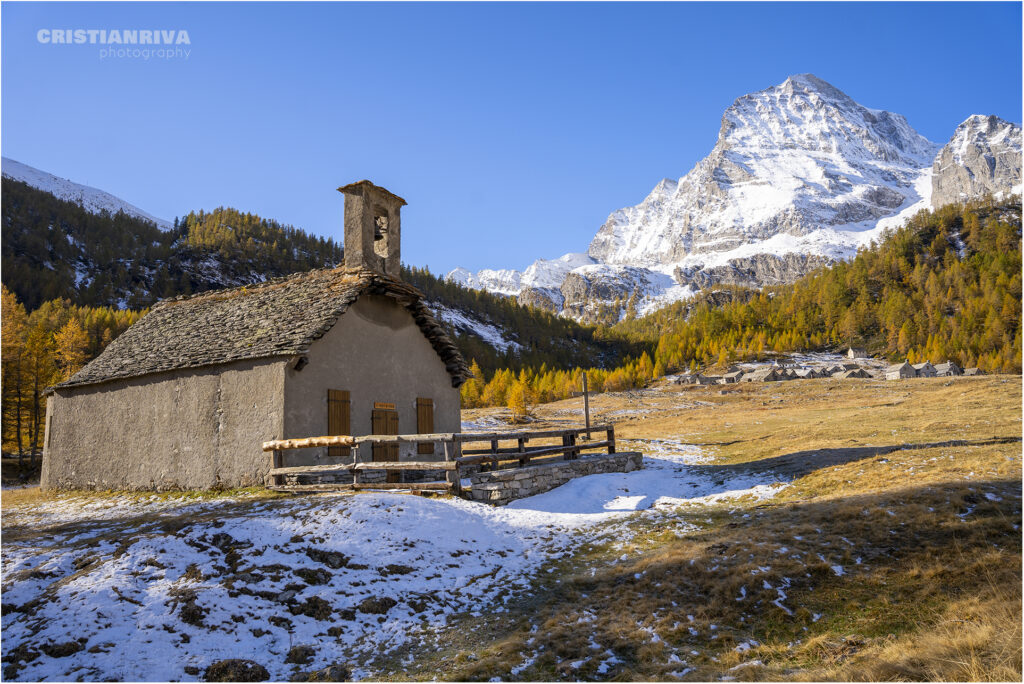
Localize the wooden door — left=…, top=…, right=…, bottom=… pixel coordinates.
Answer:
left=416, top=398, right=434, bottom=455
left=327, top=390, right=351, bottom=458
left=371, top=404, right=400, bottom=483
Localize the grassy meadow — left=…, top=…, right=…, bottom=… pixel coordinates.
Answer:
left=411, top=375, right=1022, bottom=681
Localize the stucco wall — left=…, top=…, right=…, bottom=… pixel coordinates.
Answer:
left=282, top=294, right=461, bottom=468
left=41, top=359, right=286, bottom=490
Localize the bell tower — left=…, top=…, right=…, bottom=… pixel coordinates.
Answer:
left=337, top=180, right=407, bottom=278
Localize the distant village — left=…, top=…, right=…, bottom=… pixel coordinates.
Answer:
left=674, top=347, right=984, bottom=386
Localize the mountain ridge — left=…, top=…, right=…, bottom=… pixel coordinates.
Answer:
left=448, top=74, right=1021, bottom=323
left=1, top=157, right=173, bottom=230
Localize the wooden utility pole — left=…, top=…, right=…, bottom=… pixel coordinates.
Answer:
left=582, top=372, right=591, bottom=441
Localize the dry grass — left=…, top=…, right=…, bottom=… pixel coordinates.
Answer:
left=394, top=375, right=1022, bottom=681
left=0, top=485, right=53, bottom=507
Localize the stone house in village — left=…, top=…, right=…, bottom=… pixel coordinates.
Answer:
left=847, top=347, right=868, bottom=359
left=41, top=182, right=471, bottom=490
left=912, top=361, right=938, bottom=378
left=885, top=362, right=917, bottom=380
left=934, top=361, right=962, bottom=377
left=741, top=367, right=781, bottom=383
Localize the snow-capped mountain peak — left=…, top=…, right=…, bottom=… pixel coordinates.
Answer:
left=586, top=74, right=940, bottom=271
left=2, top=157, right=172, bottom=230
left=721, top=73, right=937, bottom=165
left=446, top=75, right=1019, bottom=324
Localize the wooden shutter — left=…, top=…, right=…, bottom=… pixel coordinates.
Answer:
left=327, top=390, right=351, bottom=457
left=416, top=398, right=434, bottom=454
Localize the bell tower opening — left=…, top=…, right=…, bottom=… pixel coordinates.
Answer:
left=337, top=181, right=407, bottom=278
left=373, top=209, right=390, bottom=262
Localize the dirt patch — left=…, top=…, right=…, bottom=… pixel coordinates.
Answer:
left=293, top=568, right=331, bottom=585
left=357, top=596, right=397, bottom=614
left=285, top=645, right=315, bottom=665
left=304, top=548, right=349, bottom=569
left=289, top=663, right=351, bottom=681
left=289, top=596, right=334, bottom=621
left=39, top=641, right=84, bottom=658
left=203, top=658, right=269, bottom=682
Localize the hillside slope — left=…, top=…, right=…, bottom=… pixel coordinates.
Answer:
left=2, top=157, right=172, bottom=229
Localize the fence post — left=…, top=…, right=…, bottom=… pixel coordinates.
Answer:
left=444, top=441, right=462, bottom=497
left=607, top=426, right=616, bottom=454
left=583, top=373, right=591, bottom=441
left=518, top=437, right=526, bottom=468
left=272, top=449, right=282, bottom=488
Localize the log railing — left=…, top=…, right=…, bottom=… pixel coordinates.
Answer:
left=261, top=424, right=616, bottom=495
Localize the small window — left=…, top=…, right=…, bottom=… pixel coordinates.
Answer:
left=416, top=397, right=434, bottom=455
left=327, top=390, right=351, bottom=457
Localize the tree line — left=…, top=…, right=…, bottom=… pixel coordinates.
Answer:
left=1, top=285, right=144, bottom=462
left=459, top=353, right=658, bottom=413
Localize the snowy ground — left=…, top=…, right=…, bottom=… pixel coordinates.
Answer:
left=1, top=439, right=788, bottom=681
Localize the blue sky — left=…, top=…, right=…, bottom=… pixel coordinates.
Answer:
left=2, top=2, right=1021, bottom=275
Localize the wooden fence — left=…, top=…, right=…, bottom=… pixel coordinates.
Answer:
left=261, top=424, right=616, bottom=495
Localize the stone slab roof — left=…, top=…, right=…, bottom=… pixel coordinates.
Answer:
left=52, top=267, right=472, bottom=392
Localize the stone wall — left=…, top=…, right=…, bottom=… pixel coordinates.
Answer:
left=468, top=452, right=643, bottom=504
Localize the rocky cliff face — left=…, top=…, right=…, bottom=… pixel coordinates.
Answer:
left=588, top=74, right=938, bottom=269
left=931, top=115, right=1022, bottom=208
left=674, top=253, right=833, bottom=290
left=448, top=75, right=1021, bottom=322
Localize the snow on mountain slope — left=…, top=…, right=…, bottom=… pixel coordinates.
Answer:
left=587, top=73, right=939, bottom=269
left=445, top=267, right=523, bottom=296
left=428, top=303, right=523, bottom=353
left=2, top=157, right=172, bottom=229
left=522, top=252, right=596, bottom=289
left=446, top=252, right=597, bottom=298
left=448, top=74, right=1020, bottom=322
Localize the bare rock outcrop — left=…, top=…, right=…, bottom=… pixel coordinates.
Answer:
left=932, top=115, right=1021, bottom=208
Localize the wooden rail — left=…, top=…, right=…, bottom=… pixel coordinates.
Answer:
left=262, top=425, right=616, bottom=495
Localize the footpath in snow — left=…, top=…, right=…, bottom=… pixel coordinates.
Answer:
left=1, top=438, right=787, bottom=681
